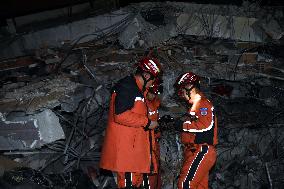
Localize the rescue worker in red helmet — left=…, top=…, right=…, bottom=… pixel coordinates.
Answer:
left=146, top=79, right=163, bottom=189
left=174, top=72, right=218, bottom=189
left=100, top=56, right=162, bottom=189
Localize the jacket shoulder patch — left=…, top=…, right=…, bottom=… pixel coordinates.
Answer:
left=200, top=107, right=208, bottom=116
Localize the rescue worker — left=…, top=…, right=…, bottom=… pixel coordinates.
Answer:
left=146, top=79, right=163, bottom=189
left=174, top=72, right=218, bottom=189
left=100, top=57, right=162, bottom=189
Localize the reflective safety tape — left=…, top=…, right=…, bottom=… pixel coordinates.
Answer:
left=183, top=107, right=214, bottom=133
left=178, top=73, right=189, bottom=84
left=149, top=59, right=160, bottom=73
left=183, top=145, right=209, bottom=189
left=135, top=97, right=145, bottom=102
left=149, top=110, right=157, bottom=116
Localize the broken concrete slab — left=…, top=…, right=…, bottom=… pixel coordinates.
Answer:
left=1, top=2, right=283, bottom=60
left=0, top=57, right=36, bottom=72
left=0, top=114, right=40, bottom=150
left=177, top=13, right=266, bottom=42
left=0, top=9, right=131, bottom=59
left=240, top=52, right=258, bottom=64
left=118, top=17, right=141, bottom=49
left=258, top=18, right=284, bottom=40
left=0, top=156, right=25, bottom=177
left=0, top=76, right=81, bottom=114
left=0, top=109, right=65, bottom=150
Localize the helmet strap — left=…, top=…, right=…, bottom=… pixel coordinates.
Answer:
left=142, top=73, right=155, bottom=92
left=185, top=85, right=194, bottom=99
left=142, top=74, right=149, bottom=92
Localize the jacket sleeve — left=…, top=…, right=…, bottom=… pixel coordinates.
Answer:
left=154, top=98, right=161, bottom=108
left=147, top=98, right=160, bottom=121
left=182, top=102, right=214, bottom=132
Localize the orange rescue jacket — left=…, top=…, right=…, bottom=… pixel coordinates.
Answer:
left=181, top=93, right=218, bottom=146
left=100, top=75, right=157, bottom=173
left=146, top=97, right=161, bottom=170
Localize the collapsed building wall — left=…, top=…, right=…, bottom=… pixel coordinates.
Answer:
left=1, top=2, right=283, bottom=59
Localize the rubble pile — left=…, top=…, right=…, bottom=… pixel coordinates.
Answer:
left=0, top=1, right=283, bottom=189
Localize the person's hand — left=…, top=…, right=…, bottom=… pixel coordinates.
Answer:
left=180, top=115, right=189, bottom=122
left=180, top=113, right=198, bottom=122
left=148, top=120, right=158, bottom=130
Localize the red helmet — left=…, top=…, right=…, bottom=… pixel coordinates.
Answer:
left=175, top=72, right=200, bottom=97
left=149, top=78, right=163, bottom=95
left=136, top=57, right=162, bottom=78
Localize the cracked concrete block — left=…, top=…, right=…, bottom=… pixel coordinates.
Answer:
left=260, top=19, right=283, bottom=40
left=0, top=109, right=65, bottom=150
left=118, top=18, right=141, bottom=49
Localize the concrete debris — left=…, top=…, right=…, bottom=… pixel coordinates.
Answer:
left=209, top=43, right=238, bottom=56
left=159, top=132, right=183, bottom=188
left=117, top=2, right=284, bottom=49
left=0, top=168, right=95, bottom=189
left=0, top=76, right=81, bottom=114
left=257, top=53, right=273, bottom=62
left=0, top=36, right=283, bottom=187
left=0, top=156, right=25, bottom=177
left=264, top=97, right=279, bottom=107
left=258, top=18, right=284, bottom=40
left=0, top=113, right=40, bottom=150
left=177, top=13, right=263, bottom=42
left=0, top=109, right=65, bottom=150
left=212, top=125, right=284, bottom=189
left=0, top=57, right=36, bottom=72
left=240, top=52, right=258, bottom=64
left=2, top=2, right=283, bottom=59
left=118, top=17, right=141, bottom=49
left=0, top=1, right=284, bottom=188
left=60, top=86, right=93, bottom=113
left=0, top=8, right=131, bottom=59
left=119, top=10, right=177, bottom=49
left=29, top=109, right=65, bottom=144
left=35, top=48, right=61, bottom=65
